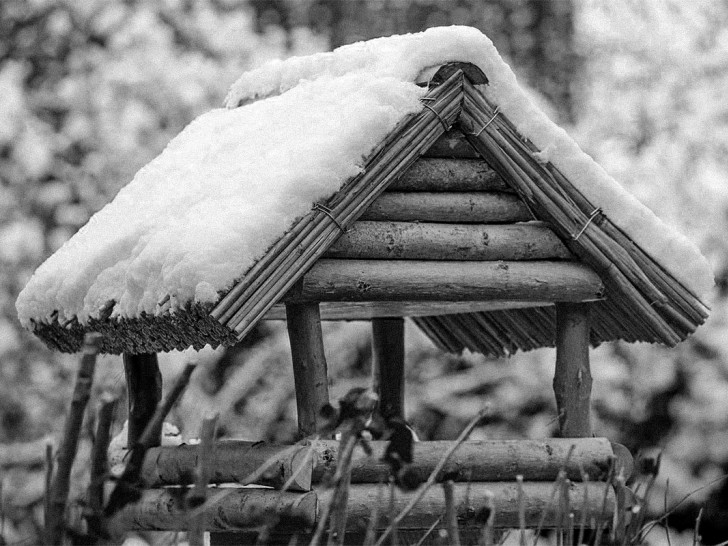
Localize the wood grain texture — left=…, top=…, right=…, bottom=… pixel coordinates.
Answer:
left=135, top=438, right=624, bottom=489
left=285, top=260, right=604, bottom=303
left=553, top=302, right=593, bottom=437
left=285, top=302, right=330, bottom=439
left=359, top=192, right=532, bottom=223
left=389, top=158, right=510, bottom=192
left=325, top=221, right=571, bottom=261
left=311, top=437, right=617, bottom=484
left=141, top=442, right=313, bottom=491
left=319, top=481, right=614, bottom=531
left=264, top=301, right=552, bottom=321
left=422, top=129, right=480, bottom=159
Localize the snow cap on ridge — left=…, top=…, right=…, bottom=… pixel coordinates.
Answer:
left=16, top=26, right=713, bottom=329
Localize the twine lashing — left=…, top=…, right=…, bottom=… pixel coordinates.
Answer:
left=573, top=208, right=603, bottom=241
left=312, top=203, right=347, bottom=233
left=470, top=106, right=500, bottom=137
left=420, top=101, right=451, bottom=131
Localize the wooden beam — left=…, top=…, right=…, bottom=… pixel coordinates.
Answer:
left=359, top=192, right=532, bottom=223
left=264, top=301, right=552, bottom=321
left=389, top=159, right=510, bottom=192
left=123, top=353, right=162, bottom=448
left=112, top=481, right=615, bottom=532
left=325, top=221, right=571, bottom=261
left=285, top=302, right=330, bottom=438
left=553, top=303, right=593, bottom=437
left=422, top=129, right=480, bottom=159
left=141, top=442, right=313, bottom=491
left=371, top=318, right=405, bottom=420
left=136, top=438, right=628, bottom=489
left=285, top=260, right=604, bottom=304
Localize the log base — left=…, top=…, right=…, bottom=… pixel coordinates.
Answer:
left=113, top=481, right=616, bottom=533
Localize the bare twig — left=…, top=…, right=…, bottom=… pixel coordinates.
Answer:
left=104, top=362, right=196, bottom=517
left=45, top=332, right=102, bottom=545
left=375, top=408, right=487, bottom=546
left=86, top=396, right=117, bottom=538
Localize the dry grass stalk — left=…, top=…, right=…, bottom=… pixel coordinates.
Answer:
left=444, top=480, right=461, bottom=546
left=44, top=332, right=102, bottom=545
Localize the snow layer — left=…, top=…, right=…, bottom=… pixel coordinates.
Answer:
left=16, top=72, right=423, bottom=324
left=17, top=26, right=713, bottom=327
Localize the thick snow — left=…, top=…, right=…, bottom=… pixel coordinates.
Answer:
left=17, top=26, right=712, bottom=327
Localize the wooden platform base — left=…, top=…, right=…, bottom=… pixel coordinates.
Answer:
left=112, top=481, right=616, bottom=533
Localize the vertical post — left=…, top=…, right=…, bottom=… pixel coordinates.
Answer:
left=123, top=353, right=163, bottom=447
left=285, top=302, right=330, bottom=438
left=553, top=303, right=593, bottom=437
left=371, top=317, right=405, bottom=420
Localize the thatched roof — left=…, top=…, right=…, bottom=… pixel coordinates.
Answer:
left=17, top=28, right=711, bottom=355
left=21, top=68, right=709, bottom=355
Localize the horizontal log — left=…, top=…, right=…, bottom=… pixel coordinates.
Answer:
left=325, top=221, right=572, bottom=261
left=310, top=438, right=620, bottom=484
left=138, top=438, right=628, bottom=489
left=319, top=482, right=615, bottom=532
left=285, top=260, right=604, bottom=303
left=111, top=489, right=318, bottom=533
left=263, top=300, right=552, bottom=320
left=112, top=482, right=615, bottom=532
left=141, top=441, right=312, bottom=491
left=359, top=192, right=532, bottom=223
left=389, top=158, right=510, bottom=192
left=423, top=129, right=480, bottom=159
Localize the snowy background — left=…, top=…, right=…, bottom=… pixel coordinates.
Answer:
left=1, top=0, right=727, bottom=543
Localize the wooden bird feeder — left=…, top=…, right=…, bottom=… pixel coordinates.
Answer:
left=23, top=57, right=710, bottom=543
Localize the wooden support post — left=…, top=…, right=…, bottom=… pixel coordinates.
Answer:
left=286, top=302, right=330, bottom=438
left=371, top=318, right=405, bottom=420
left=123, top=353, right=163, bottom=448
left=553, top=303, right=593, bottom=437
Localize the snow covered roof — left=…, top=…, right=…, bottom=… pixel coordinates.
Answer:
left=16, top=26, right=712, bottom=355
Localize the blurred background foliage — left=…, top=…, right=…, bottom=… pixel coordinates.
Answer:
left=1, top=0, right=728, bottom=543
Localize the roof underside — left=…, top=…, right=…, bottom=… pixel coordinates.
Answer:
left=28, top=68, right=709, bottom=355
